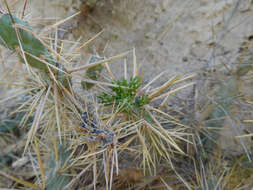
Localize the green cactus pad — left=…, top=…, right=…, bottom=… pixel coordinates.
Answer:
left=81, top=55, right=103, bottom=90
left=46, top=143, right=71, bottom=190
left=0, top=14, right=55, bottom=72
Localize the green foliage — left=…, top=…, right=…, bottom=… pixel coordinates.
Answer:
left=0, top=111, right=34, bottom=167
left=0, top=111, right=33, bottom=136
left=0, top=14, right=71, bottom=89
left=81, top=56, right=103, bottom=90
left=0, top=14, right=55, bottom=72
left=46, top=142, right=71, bottom=190
left=98, top=77, right=149, bottom=114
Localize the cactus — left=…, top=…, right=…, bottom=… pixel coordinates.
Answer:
left=0, top=111, right=34, bottom=137
left=46, top=142, right=71, bottom=190
left=0, top=14, right=55, bottom=72
left=0, top=14, right=70, bottom=88
left=81, top=55, right=103, bottom=90
left=199, top=79, right=237, bottom=157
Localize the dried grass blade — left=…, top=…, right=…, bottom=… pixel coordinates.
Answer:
left=124, top=58, right=128, bottom=80
left=81, top=78, right=130, bottom=88
left=109, top=149, right=114, bottom=190
left=174, top=74, right=196, bottom=84
left=24, top=51, right=67, bottom=74
left=74, top=30, right=103, bottom=52
left=105, top=62, right=115, bottom=81
left=21, top=89, right=44, bottom=129
left=34, top=137, right=46, bottom=189
left=92, top=144, right=97, bottom=190
left=133, top=48, right=138, bottom=77
left=0, top=171, right=42, bottom=190
left=137, top=128, right=154, bottom=174
left=14, top=24, right=31, bottom=73
left=141, top=71, right=165, bottom=91
left=18, top=25, right=70, bottom=66
left=54, top=83, right=62, bottom=144
left=148, top=75, right=183, bottom=100
left=62, top=164, right=92, bottom=190
left=40, top=11, right=81, bottom=36
left=24, top=85, right=51, bottom=154
left=144, top=108, right=184, bottom=154
left=54, top=137, right=59, bottom=163
left=0, top=89, right=31, bottom=104
left=157, top=82, right=195, bottom=104
left=69, top=50, right=130, bottom=73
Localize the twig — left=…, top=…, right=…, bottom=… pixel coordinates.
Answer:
left=21, top=0, right=28, bottom=19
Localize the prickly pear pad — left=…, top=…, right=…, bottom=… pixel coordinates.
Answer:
left=0, top=14, right=55, bottom=72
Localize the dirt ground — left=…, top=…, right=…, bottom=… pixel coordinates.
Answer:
left=24, top=0, right=253, bottom=77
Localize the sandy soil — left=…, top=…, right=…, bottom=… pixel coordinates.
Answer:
left=76, top=0, right=253, bottom=78
left=7, top=0, right=252, bottom=77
